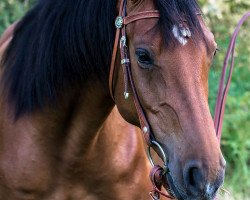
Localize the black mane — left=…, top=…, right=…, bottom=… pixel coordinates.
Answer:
left=1, top=0, right=202, bottom=117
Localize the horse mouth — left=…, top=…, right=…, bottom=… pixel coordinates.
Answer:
left=165, top=173, right=218, bottom=200
left=165, top=173, right=185, bottom=200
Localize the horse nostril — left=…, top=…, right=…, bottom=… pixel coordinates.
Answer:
left=184, top=161, right=204, bottom=196
left=189, top=167, right=200, bottom=187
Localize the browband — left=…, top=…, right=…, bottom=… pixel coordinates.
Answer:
left=109, top=10, right=160, bottom=101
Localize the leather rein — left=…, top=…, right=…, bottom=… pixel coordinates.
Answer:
left=109, top=0, right=250, bottom=198
left=214, top=12, right=250, bottom=142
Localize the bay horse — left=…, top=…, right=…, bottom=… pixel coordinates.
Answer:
left=0, top=0, right=226, bottom=199
left=0, top=23, right=158, bottom=200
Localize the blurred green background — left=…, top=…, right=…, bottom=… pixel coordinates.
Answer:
left=199, top=1, right=250, bottom=199
left=0, top=0, right=249, bottom=199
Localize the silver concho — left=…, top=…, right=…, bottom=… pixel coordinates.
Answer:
left=120, top=36, right=127, bottom=47
left=115, top=16, right=123, bottom=29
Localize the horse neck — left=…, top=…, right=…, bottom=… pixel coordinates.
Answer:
left=57, top=78, right=114, bottom=160
left=0, top=74, right=114, bottom=158
left=0, top=22, right=131, bottom=166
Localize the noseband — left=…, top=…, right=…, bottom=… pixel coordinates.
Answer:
left=109, top=0, right=175, bottom=199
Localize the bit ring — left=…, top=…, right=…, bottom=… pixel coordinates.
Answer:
left=147, top=140, right=169, bottom=173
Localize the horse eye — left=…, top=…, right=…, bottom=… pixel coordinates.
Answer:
left=135, top=48, right=154, bottom=68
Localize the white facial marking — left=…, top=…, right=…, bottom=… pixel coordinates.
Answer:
left=172, top=25, right=191, bottom=46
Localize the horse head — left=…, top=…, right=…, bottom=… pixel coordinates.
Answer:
left=112, top=0, right=226, bottom=199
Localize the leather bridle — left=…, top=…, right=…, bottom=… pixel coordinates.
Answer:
left=109, top=0, right=250, bottom=198
left=109, top=0, right=174, bottom=199
left=109, top=0, right=159, bottom=148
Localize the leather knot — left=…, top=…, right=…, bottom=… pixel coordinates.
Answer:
left=149, top=166, right=175, bottom=199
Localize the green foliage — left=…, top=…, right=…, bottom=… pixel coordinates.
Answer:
left=202, top=0, right=250, bottom=198
left=0, top=0, right=33, bottom=34
left=222, top=92, right=250, bottom=196
left=0, top=0, right=249, bottom=198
